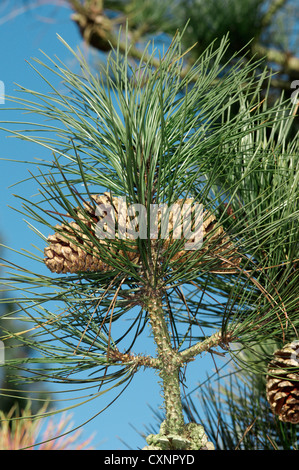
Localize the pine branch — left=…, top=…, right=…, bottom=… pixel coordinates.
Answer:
left=179, top=330, right=231, bottom=364
left=68, top=0, right=299, bottom=91
left=260, top=0, right=288, bottom=29
left=252, top=43, right=299, bottom=74
left=109, top=348, right=159, bottom=369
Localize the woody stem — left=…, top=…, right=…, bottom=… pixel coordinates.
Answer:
left=144, top=286, right=185, bottom=435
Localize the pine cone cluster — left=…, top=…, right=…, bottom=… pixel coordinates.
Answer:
left=266, top=341, right=299, bottom=424
left=44, top=193, right=241, bottom=275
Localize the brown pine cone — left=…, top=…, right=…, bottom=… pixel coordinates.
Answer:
left=44, top=220, right=110, bottom=274
left=44, top=194, right=241, bottom=274
left=166, top=199, right=241, bottom=272
left=44, top=193, right=138, bottom=274
left=266, top=341, right=299, bottom=424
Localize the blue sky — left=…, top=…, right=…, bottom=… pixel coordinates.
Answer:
left=0, top=3, right=222, bottom=450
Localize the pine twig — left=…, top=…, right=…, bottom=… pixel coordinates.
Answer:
left=252, top=44, right=299, bottom=73
left=179, top=330, right=231, bottom=364
left=260, top=0, right=288, bottom=29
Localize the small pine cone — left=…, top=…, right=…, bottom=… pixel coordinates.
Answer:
left=166, top=199, right=241, bottom=273
left=44, top=193, right=139, bottom=274
left=266, top=341, right=299, bottom=424
left=44, top=221, right=110, bottom=274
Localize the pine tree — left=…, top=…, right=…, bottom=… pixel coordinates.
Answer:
left=0, top=28, right=298, bottom=449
